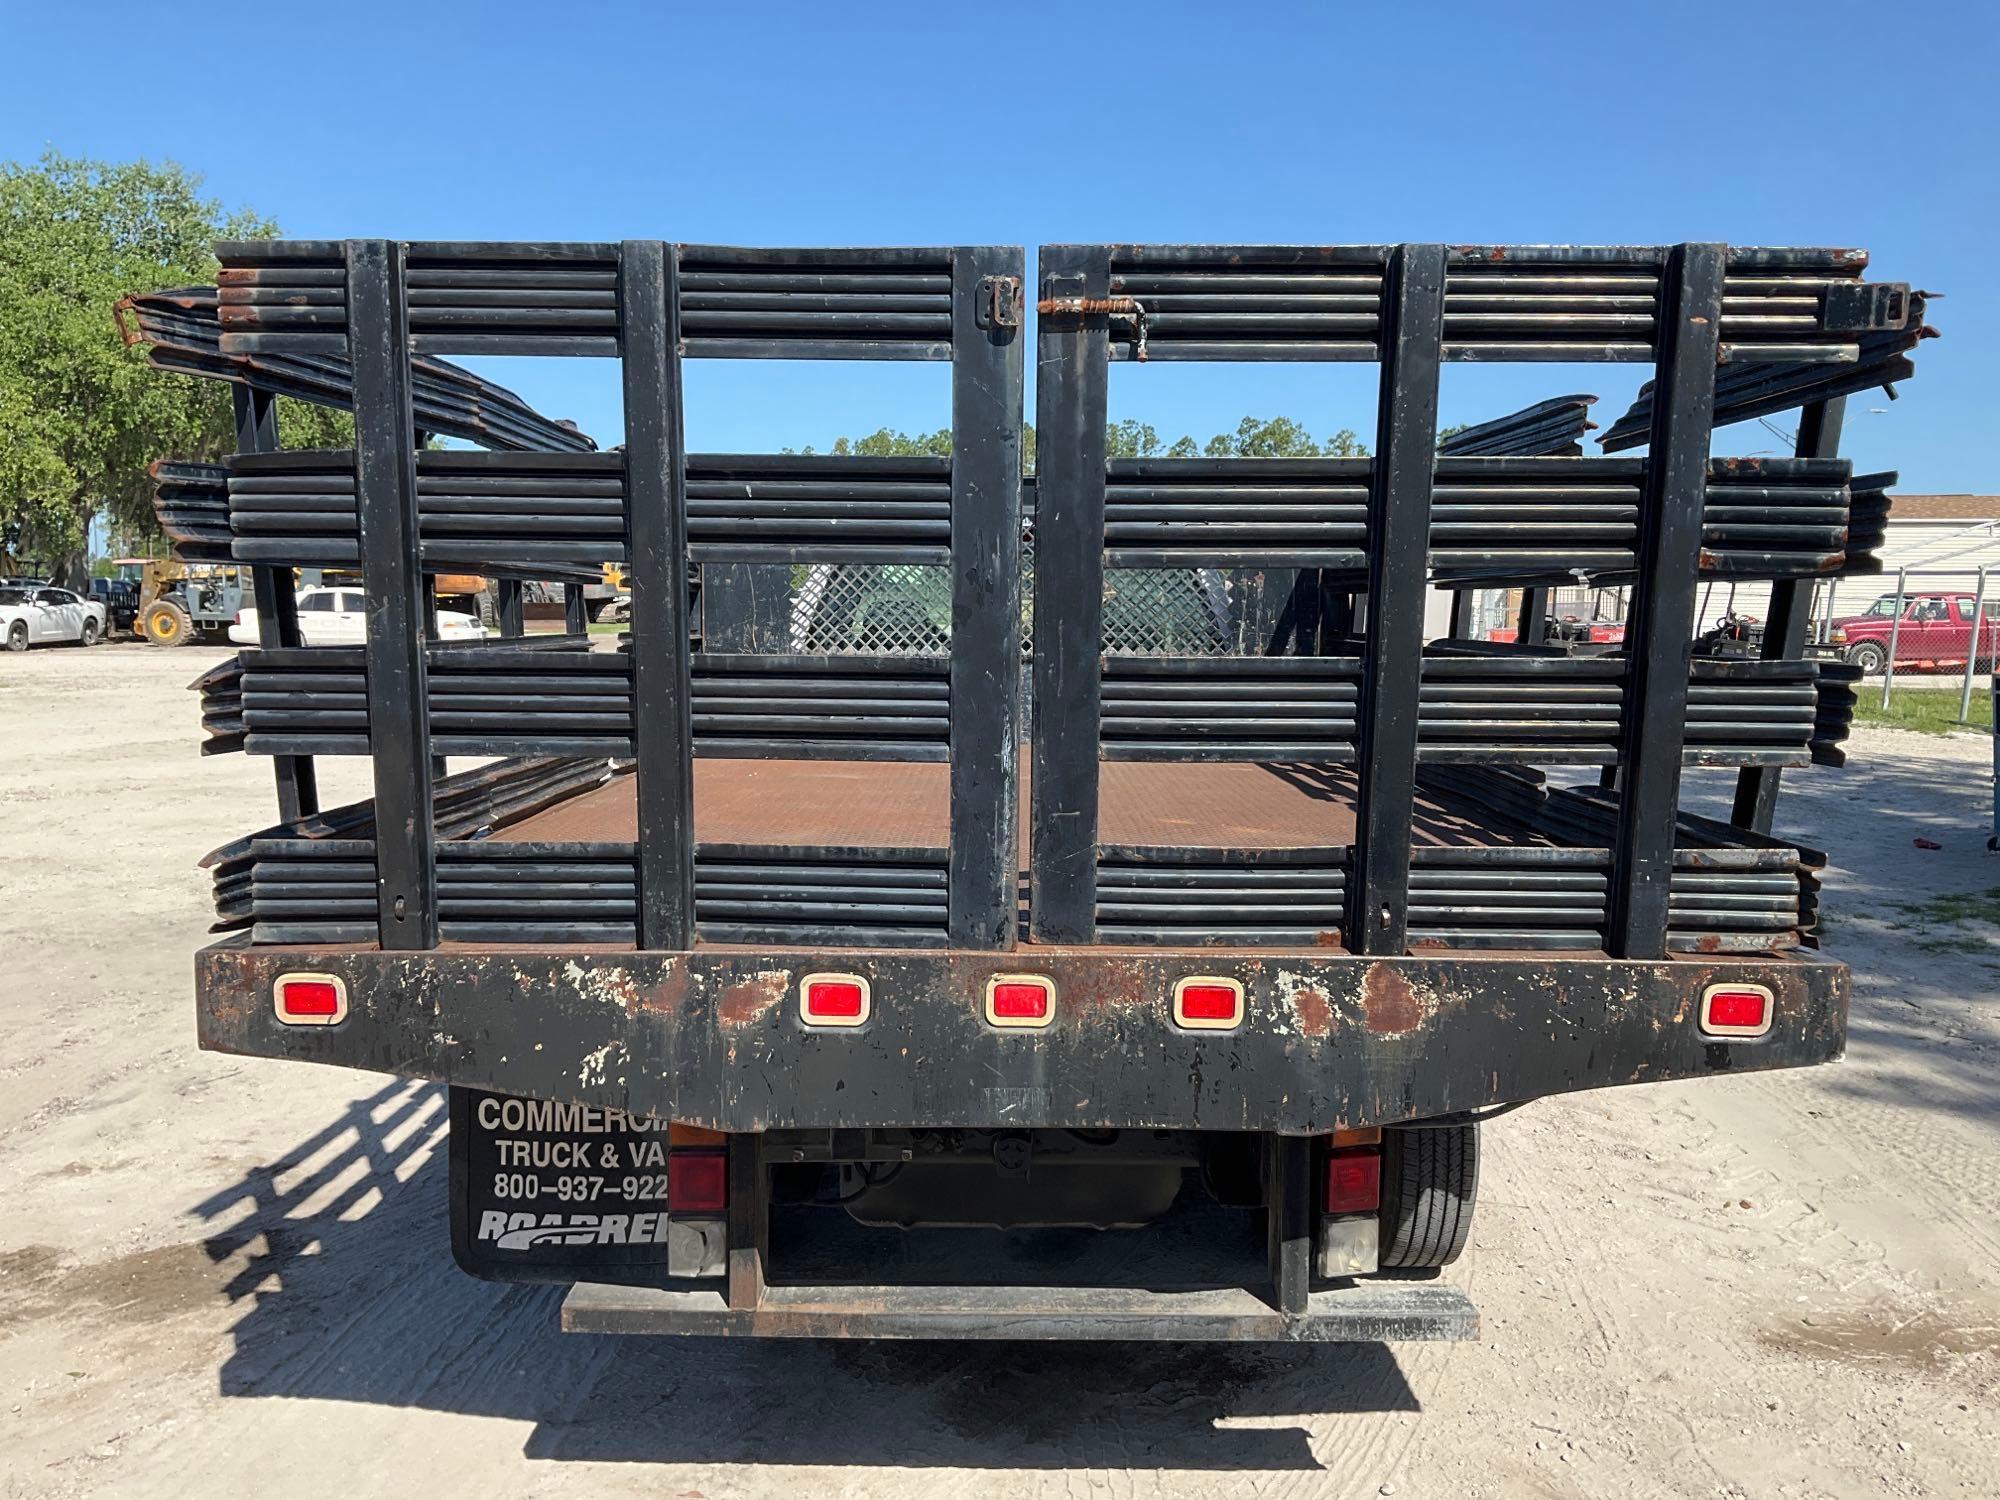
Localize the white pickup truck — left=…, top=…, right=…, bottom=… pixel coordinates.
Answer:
left=229, top=585, right=486, bottom=646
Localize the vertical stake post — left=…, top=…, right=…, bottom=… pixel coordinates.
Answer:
left=1350, top=244, right=1446, bottom=957
left=1029, top=246, right=1110, bottom=943
left=1609, top=243, right=1726, bottom=959
left=1731, top=396, right=1846, bottom=831
left=346, top=239, right=437, bottom=949
left=948, top=247, right=1025, bottom=948
left=620, top=240, right=695, bottom=951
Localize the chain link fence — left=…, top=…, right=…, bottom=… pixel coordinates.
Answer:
left=786, top=545, right=1236, bottom=659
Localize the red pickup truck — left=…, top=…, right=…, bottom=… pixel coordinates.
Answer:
left=1827, top=590, right=2000, bottom=674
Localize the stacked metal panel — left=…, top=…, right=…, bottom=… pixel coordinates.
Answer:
left=117, top=286, right=596, bottom=451
left=1095, top=846, right=1349, bottom=946
left=224, top=840, right=952, bottom=948
left=158, top=445, right=1879, bottom=587
left=1099, top=456, right=1866, bottom=579
left=149, top=460, right=232, bottom=562
left=210, top=241, right=959, bottom=361
left=196, top=646, right=951, bottom=761
left=1091, top=652, right=1843, bottom=767
left=1598, top=291, right=1935, bottom=450
left=1095, top=245, right=1914, bottom=363
left=1437, top=395, right=1597, bottom=457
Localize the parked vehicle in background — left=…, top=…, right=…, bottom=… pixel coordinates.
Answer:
left=89, top=575, right=140, bottom=635
left=1824, top=590, right=2000, bottom=674
left=137, top=561, right=250, bottom=646
left=229, top=585, right=487, bottom=646
left=1693, top=608, right=1764, bottom=660
left=0, top=585, right=108, bottom=650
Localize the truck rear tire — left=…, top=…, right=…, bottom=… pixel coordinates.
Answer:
left=1844, top=641, right=1887, bottom=676
left=1379, top=1123, right=1479, bottom=1269
left=142, top=600, right=193, bottom=646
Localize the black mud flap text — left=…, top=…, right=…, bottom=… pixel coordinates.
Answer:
left=448, top=1086, right=673, bottom=1285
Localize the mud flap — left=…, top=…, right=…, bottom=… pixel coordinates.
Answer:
left=447, top=1086, right=674, bottom=1285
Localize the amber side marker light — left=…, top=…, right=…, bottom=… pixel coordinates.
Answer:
left=273, top=972, right=347, bottom=1026
left=984, top=975, right=1055, bottom=1029
left=1172, top=977, right=1244, bottom=1031
left=800, top=972, right=870, bottom=1028
left=1699, top=983, right=1774, bottom=1039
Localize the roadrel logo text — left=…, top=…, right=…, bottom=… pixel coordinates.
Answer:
left=476, top=1211, right=674, bottom=1251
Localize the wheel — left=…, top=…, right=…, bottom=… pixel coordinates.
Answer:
left=1378, top=1123, right=1479, bottom=1269
left=1844, top=641, right=1888, bottom=676
left=78, top=617, right=99, bottom=647
left=5, top=621, right=26, bottom=653
left=142, top=600, right=194, bottom=646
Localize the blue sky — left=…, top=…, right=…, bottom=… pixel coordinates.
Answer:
left=5, top=0, right=1991, bottom=486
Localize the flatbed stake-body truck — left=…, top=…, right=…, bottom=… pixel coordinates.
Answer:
left=145, top=237, right=1933, bottom=1341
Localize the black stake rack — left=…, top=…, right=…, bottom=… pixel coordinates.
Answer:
left=142, top=238, right=1927, bottom=962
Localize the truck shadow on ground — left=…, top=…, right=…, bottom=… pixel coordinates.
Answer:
left=192, top=1078, right=1422, bottom=1471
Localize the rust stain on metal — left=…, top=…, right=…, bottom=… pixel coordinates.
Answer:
left=718, top=971, right=789, bottom=1029
left=1292, top=985, right=1332, bottom=1039
left=639, top=963, right=688, bottom=1019
left=1361, top=963, right=1423, bottom=1035
left=1036, top=296, right=1145, bottom=316
left=1059, top=956, right=1148, bottom=1013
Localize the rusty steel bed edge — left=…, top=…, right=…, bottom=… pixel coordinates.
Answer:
left=196, top=939, right=1847, bottom=1134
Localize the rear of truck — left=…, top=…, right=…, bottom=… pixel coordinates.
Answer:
left=151, top=237, right=1931, bottom=1340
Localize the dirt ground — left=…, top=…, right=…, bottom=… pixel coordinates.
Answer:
left=1, top=641, right=1996, bottom=1499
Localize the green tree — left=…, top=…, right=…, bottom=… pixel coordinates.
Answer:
left=1200, top=415, right=1367, bottom=458
left=807, top=417, right=1366, bottom=471
left=0, top=151, right=349, bottom=573
left=830, top=425, right=954, bottom=458
left=1105, top=419, right=1164, bottom=459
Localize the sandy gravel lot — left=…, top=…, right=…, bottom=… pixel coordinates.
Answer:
left=1, top=641, right=1995, bottom=1498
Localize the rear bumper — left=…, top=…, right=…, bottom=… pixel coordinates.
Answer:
left=560, top=1277, right=1479, bottom=1343
left=196, top=941, right=1848, bottom=1132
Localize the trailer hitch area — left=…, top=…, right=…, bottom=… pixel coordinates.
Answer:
left=1036, top=290, right=1150, bottom=361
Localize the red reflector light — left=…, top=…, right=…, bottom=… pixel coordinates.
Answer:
left=1700, top=983, right=1774, bottom=1038
left=1173, top=977, right=1243, bottom=1030
left=1325, top=1148, right=1382, bottom=1214
left=800, top=972, right=870, bottom=1027
left=985, top=975, right=1055, bottom=1028
left=273, top=972, right=347, bottom=1026
left=668, top=1148, right=728, bottom=1213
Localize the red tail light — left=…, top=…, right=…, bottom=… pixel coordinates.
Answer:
left=985, top=975, right=1055, bottom=1028
left=273, top=972, right=347, bottom=1026
left=1324, top=1148, right=1382, bottom=1214
left=668, top=1147, right=728, bottom=1213
left=800, top=972, right=870, bottom=1027
left=1699, top=983, right=1773, bottom=1038
left=1173, top=977, right=1244, bottom=1030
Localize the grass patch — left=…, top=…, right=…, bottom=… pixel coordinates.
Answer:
left=1850, top=687, right=1992, bottom=736
left=1890, top=888, right=2000, bottom=926
left=1884, top=887, right=2000, bottom=958
left=587, top=621, right=625, bottom=636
